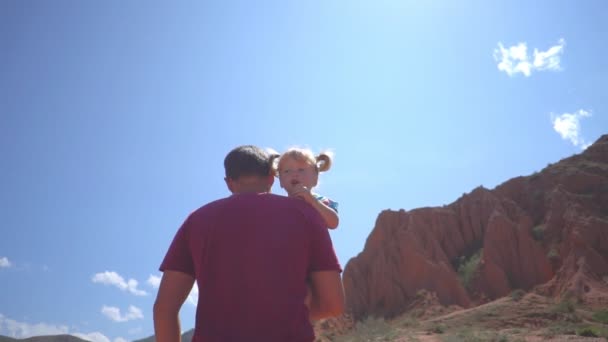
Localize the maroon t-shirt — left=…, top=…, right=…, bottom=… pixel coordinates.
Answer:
left=160, top=193, right=341, bottom=342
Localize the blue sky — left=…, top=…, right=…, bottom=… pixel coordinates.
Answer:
left=0, top=1, right=606, bottom=341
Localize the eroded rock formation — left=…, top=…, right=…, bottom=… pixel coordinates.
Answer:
left=344, top=135, right=608, bottom=319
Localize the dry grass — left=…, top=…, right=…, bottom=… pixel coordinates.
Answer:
left=323, top=293, right=608, bottom=341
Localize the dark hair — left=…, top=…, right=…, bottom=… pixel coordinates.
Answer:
left=224, top=145, right=276, bottom=180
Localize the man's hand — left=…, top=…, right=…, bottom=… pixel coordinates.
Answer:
left=304, top=283, right=313, bottom=309
left=308, top=271, right=344, bottom=320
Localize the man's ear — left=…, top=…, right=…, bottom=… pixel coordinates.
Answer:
left=224, top=177, right=236, bottom=193
left=266, top=174, right=275, bottom=189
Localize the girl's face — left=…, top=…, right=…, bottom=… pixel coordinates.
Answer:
left=278, top=156, right=318, bottom=195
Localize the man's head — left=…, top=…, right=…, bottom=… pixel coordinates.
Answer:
left=224, top=145, right=276, bottom=194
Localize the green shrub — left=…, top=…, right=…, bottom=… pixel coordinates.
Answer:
left=415, top=289, right=427, bottom=298
left=442, top=328, right=510, bottom=342
left=430, top=323, right=446, bottom=334
left=551, top=298, right=576, bottom=314
left=592, top=309, right=608, bottom=324
left=531, top=225, right=545, bottom=241
left=457, top=249, right=482, bottom=290
left=547, top=246, right=559, bottom=259
left=510, top=289, right=525, bottom=302
left=577, top=324, right=608, bottom=338
left=576, top=325, right=602, bottom=337
left=397, top=315, right=419, bottom=328
left=334, top=316, right=399, bottom=342
left=543, top=323, right=577, bottom=337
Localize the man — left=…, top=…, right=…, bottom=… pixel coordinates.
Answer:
left=153, top=145, right=344, bottom=342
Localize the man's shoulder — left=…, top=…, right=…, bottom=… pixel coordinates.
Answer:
left=189, top=194, right=323, bottom=225
left=230, top=193, right=297, bottom=207
left=280, top=196, right=326, bottom=229
left=190, top=193, right=289, bottom=214
left=187, top=196, right=232, bottom=219
left=236, top=193, right=324, bottom=225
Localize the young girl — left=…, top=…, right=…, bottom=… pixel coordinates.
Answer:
left=274, top=147, right=339, bottom=316
left=274, top=147, right=339, bottom=229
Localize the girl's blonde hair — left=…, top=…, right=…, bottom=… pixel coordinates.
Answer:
left=273, top=147, right=333, bottom=175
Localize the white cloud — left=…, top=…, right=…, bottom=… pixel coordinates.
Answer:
left=0, top=313, right=111, bottom=342
left=534, top=38, right=565, bottom=71
left=92, top=271, right=147, bottom=296
left=114, top=338, right=128, bottom=342
left=0, top=257, right=12, bottom=268
left=101, top=305, right=144, bottom=323
left=551, top=109, right=592, bottom=149
left=0, top=315, right=69, bottom=337
left=73, top=332, right=112, bottom=342
left=494, top=42, right=532, bottom=77
left=494, top=39, right=565, bottom=77
left=147, top=274, right=161, bottom=288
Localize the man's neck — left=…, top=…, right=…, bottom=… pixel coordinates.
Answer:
left=233, top=186, right=269, bottom=194
left=227, top=175, right=272, bottom=194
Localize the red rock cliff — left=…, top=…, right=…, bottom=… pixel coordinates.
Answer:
left=343, top=135, right=608, bottom=319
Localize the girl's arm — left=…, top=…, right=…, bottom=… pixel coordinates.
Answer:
left=290, top=185, right=339, bottom=229
left=308, top=198, right=339, bottom=229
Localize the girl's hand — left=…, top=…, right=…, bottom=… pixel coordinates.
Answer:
left=290, top=184, right=315, bottom=204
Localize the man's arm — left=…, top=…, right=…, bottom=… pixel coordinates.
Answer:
left=153, top=271, right=195, bottom=342
left=308, top=270, right=345, bottom=320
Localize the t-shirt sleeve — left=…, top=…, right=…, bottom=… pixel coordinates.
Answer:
left=159, top=216, right=195, bottom=277
left=315, top=194, right=339, bottom=213
left=324, top=198, right=339, bottom=213
left=307, top=211, right=342, bottom=273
